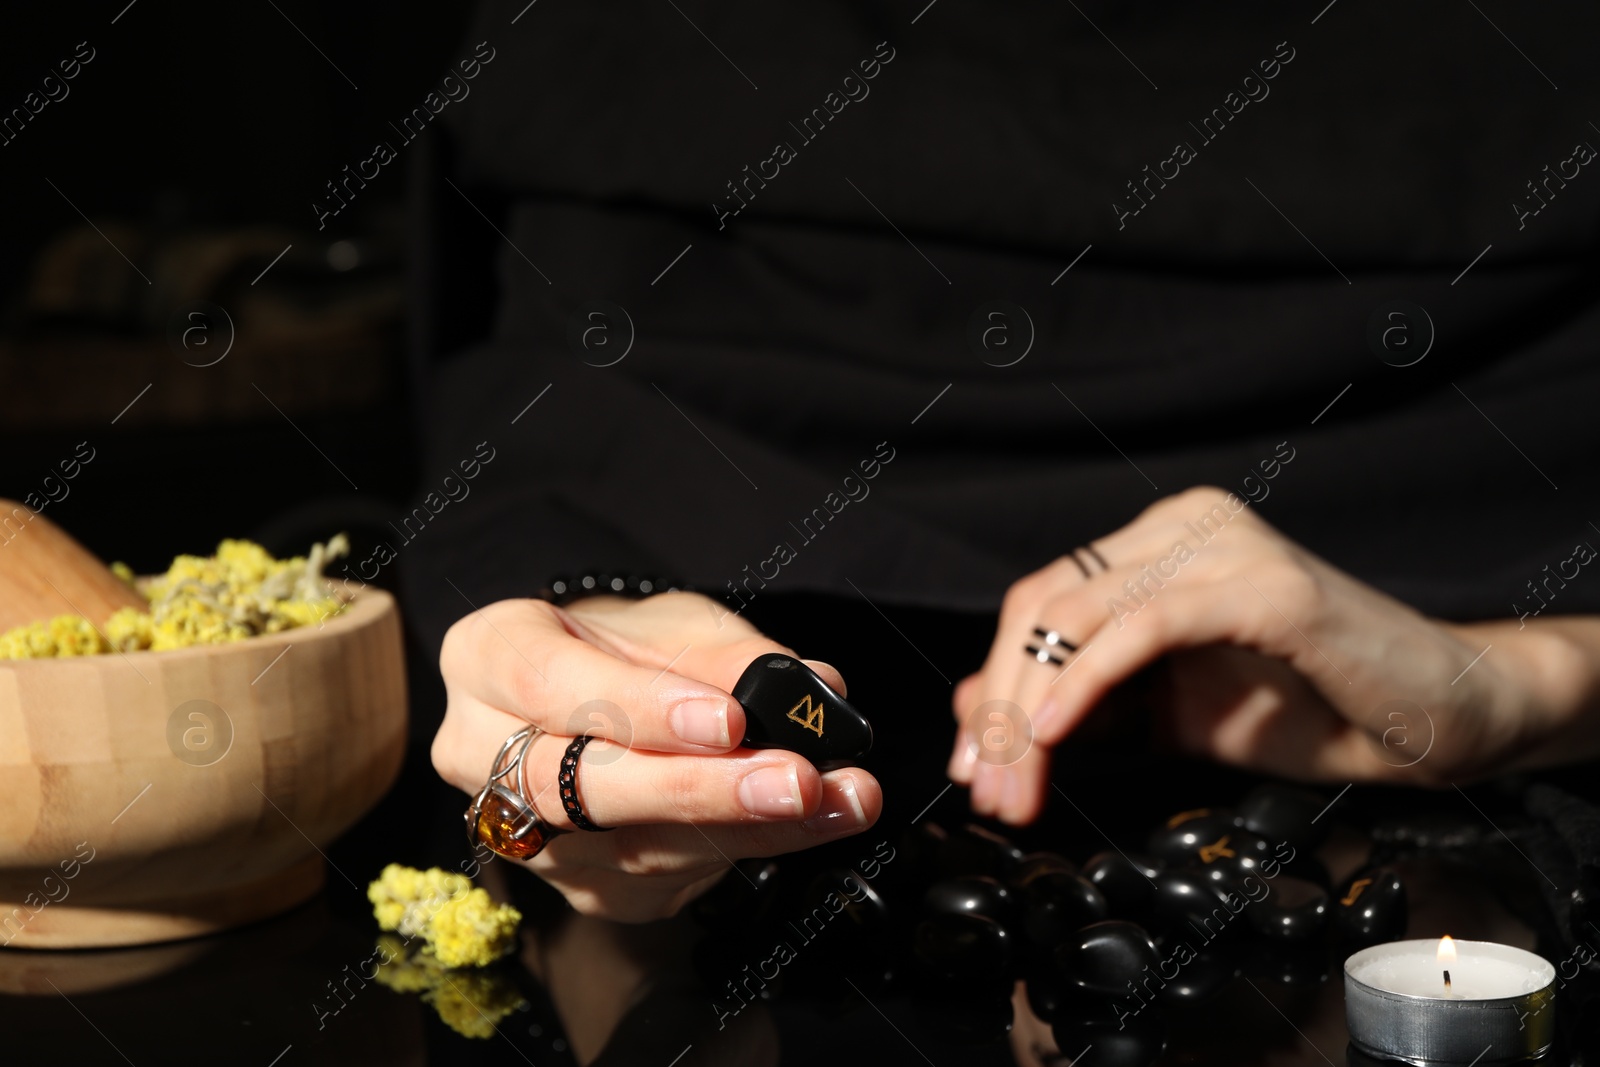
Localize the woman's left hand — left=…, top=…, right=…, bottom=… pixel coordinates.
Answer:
left=948, top=485, right=1595, bottom=825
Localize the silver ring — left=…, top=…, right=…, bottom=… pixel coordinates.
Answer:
left=465, top=725, right=567, bottom=860
left=1032, top=627, right=1078, bottom=652
left=1024, top=643, right=1067, bottom=666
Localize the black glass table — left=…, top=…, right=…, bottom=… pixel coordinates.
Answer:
left=0, top=596, right=1590, bottom=1066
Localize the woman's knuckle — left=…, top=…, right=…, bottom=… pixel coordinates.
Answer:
left=1278, top=558, right=1323, bottom=609
left=1184, top=484, right=1232, bottom=504
left=429, top=725, right=468, bottom=789
left=428, top=731, right=452, bottom=779
left=1002, top=575, right=1044, bottom=616
left=661, top=764, right=716, bottom=822
left=438, top=619, right=472, bottom=678
left=507, top=656, right=551, bottom=716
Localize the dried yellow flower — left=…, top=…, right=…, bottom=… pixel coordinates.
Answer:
left=373, top=934, right=442, bottom=995
left=423, top=969, right=527, bottom=1039
left=0, top=615, right=108, bottom=659
left=0, top=535, right=349, bottom=659
left=366, top=865, right=527, bottom=1040
left=366, top=863, right=521, bottom=967
left=372, top=933, right=527, bottom=1039
left=367, top=863, right=475, bottom=939
left=427, top=888, right=524, bottom=969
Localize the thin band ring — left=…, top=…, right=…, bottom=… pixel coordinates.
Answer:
left=465, top=725, right=567, bottom=860
left=1026, top=626, right=1080, bottom=667
left=1032, top=626, right=1079, bottom=653
left=1033, top=544, right=1104, bottom=666
left=558, top=735, right=613, bottom=832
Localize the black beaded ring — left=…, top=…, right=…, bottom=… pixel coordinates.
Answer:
left=557, top=734, right=613, bottom=832
left=540, top=572, right=691, bottom=608
left=1083, top=543, right=1110, bottom=571
left=1025, top=644, right=1067, bottom=666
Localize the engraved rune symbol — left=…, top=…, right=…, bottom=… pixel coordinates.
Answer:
left=1165, top=808, right=1209, bottom=829
left=1340, top=877, right=1373, bottom=906
left=786, top=694, right=825, bottom=737
left=1197, top=836, right=1236, bottom=864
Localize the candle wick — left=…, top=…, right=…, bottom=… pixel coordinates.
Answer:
left=1443, top=969, right=1452, bottom=996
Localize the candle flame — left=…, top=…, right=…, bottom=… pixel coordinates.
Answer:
left=1437, top=935, right=1457, bottom=965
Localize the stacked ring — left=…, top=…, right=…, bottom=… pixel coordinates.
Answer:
left=465, top=725, right=567, bottom=860
left=1068, top=543, right=1110, bottom=578
left=1028, top=543, right=1107, bottom=664
left=558, top=734, right=613, bottom=832
left=1025, top=626, right=1078, bottom=666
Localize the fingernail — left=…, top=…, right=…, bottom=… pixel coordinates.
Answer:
left=947, top=730, right=977, bottom=782
left=671, top=698, right=731, bottom=748
left=803, top=775, right=868, bottom=833
left=1033, top=698, right=1065, bottom=737
left=802, top=659, right=846, bottom=695
left=738, top=764, right=803, bottom=817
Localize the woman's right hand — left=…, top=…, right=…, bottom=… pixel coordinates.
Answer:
left=432, top=591, right=882, bottom=922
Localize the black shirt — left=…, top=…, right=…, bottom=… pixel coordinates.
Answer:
left=406, top=0, right=1600, bottom=647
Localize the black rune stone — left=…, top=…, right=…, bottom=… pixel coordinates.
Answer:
left=1333, top=867, right=1407, bottom=946
left=1055, top=920, right=1160, bottom=997
left=735, top=654, right=873, bottom=771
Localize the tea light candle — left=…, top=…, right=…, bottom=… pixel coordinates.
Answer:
left=1345, top=937, right=1556, bottom=1065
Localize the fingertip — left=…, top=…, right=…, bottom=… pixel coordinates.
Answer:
left=969, top=763, right=999, bottom=815
left=952, top=672, right=981, bottom=718
left=997, top=760, right=1049, bottom=826
left=833, top=768, right=883, bottom=823
left=995, top=774, right=1027, bottom=826
left=803, top=768, right=881, bottom=834
left=802, top=658, right=847, bottom=698
left=947, top=728, right=977, bottom=784
left=735, top=754, right=819, bottom=820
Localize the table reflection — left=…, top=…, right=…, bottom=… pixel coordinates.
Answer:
left=0, top=748, right=1586, bottom=1066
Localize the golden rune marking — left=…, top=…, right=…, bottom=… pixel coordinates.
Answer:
left=1166, top=808, right=1210, bottom=829
left=1340, top=878, right=1373, bottom=906
left=1197, top=836, right=1235, bottom=864
left=787, top=694, right=825, bottom=737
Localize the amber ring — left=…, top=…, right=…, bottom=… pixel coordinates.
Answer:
left=465, top=725, right=567, bottom=861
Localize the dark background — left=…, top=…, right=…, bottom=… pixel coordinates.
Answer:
left=3, top=3, right=1600, bottom=1062
left=0, top=0, right=477, bottom=576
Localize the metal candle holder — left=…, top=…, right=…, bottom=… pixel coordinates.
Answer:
left=1344, top=940, right=1556, bottom=1066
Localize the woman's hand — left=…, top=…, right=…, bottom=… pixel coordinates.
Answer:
left=433, top=592, right=882, bottom=921
left=950, top=485, right=1598, bottom=825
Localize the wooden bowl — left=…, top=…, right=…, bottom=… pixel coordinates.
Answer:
left=0, top=587, right=406, bottom=948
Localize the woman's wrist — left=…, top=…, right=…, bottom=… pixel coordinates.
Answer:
left=1447, top=617, right=1600, bottom=773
